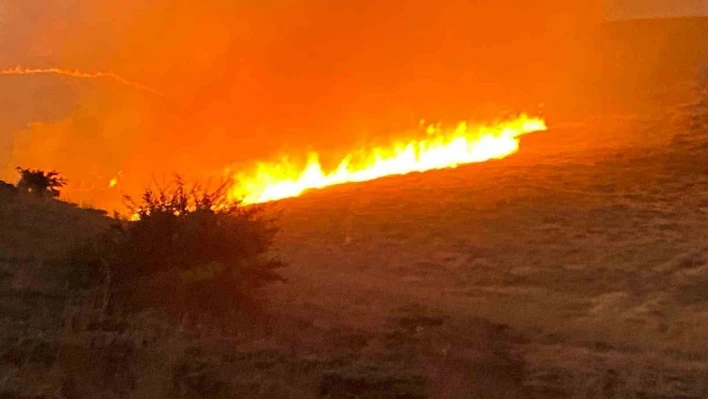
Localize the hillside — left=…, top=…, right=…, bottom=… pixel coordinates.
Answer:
left=266, top=83, right=708, bottom=398
left=0, top=190, right=109, bottom=258
left=1, top=93, right=705, bottom=398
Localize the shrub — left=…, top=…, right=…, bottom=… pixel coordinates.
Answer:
left=15, top=167, right=67, bottom=198
left=72, top=178, right=285, bottom=319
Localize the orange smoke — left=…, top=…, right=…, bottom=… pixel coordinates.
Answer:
left=230, top=115, right=547, bottom=204
left=0, top=1, right=602, bottom=211
left=0, top=66, right=164, bottom=96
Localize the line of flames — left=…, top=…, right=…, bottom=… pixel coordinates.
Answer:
left=228, top=114, right=547, bottom=204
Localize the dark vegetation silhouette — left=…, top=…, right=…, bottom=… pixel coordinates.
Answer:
left=66, top=178, right=285, bottom=321
left=15, top=167, right=67, bottom=198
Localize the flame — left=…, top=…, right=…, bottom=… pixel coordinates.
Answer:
left=0, top=66, right=163, bottom=96
left=230, top=114, right=547, bottom=204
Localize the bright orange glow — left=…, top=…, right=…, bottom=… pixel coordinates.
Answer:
left=0, top=66, right=163, bottom=96
left=229, top=115, right=547, bottom=204
left=108, top=178, right=119, bottom=188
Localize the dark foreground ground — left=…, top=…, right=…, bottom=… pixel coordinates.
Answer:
left=1, top=18, right=708, bottom=399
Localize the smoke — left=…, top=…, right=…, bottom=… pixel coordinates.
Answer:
left=606, top=0, right=708, bottom=21
left=0, top=0, right=603, bottom=210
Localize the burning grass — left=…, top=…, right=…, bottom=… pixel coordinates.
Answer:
left=229, top=115, right=546, bottom=204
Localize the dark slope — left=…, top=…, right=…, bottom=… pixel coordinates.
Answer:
left=0, top=192, right=109, bottom=258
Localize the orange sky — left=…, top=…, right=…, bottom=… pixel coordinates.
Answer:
left=607, top=0, right=708, bottom=20
left=0, top=1, right=606, bottom=209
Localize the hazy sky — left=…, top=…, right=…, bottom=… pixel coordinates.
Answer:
left=607, top=0, right=708, bottom=20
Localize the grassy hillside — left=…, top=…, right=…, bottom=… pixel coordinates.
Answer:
left=266, top=85, right=708, bottom=398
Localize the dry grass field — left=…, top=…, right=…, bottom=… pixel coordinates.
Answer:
left=264, top=84, right=708, bottom=398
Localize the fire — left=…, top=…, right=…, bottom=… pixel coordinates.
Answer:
left=0, top=66, right=163, bottom=96
left=230, top=114, right=547, bottom=204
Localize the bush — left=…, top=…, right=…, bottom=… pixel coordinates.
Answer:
left=72, top=179, right=285, bottom=318
left=15, top=167, right=67, bottom=198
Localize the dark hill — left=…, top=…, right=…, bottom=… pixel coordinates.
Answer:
left=0, top=189, right=109, bottom=258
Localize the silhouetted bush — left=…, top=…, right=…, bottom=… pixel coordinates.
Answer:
left=15, top=167, right=66, bottom=198
left=70, top=179, right=284, bottom=318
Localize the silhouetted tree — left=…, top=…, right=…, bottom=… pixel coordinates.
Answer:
left=16, top=167, right=67, bottom=198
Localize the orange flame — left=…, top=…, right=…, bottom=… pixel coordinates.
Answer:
left=0, top=66, right=164, bottom=96
left=229, top=114, right=547, bottom=204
